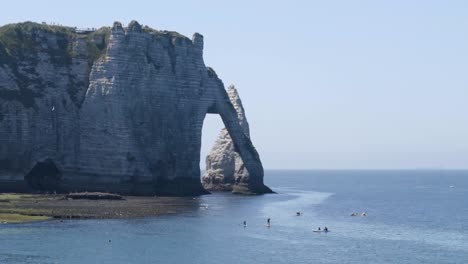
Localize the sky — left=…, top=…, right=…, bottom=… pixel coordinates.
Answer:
left=1, top=0, right=467, bottom=169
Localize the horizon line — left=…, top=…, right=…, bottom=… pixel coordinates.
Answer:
left=261, top=168, right=468, bottom=171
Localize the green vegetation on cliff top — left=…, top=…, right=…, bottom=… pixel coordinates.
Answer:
left=0, top=22, right=111, bottom=107
left=86, top=26, right=111, bottom=65
left=0, top=22, right=74, bottom=64
left=0, top=21, right=110, bottom=66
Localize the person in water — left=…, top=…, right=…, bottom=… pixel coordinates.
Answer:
left=243, top=221, right=247, bottom=227
left=324, top=227, right=328, bottom=232
left=267, top=218, right=271, bottom=225
left=296, top=212, right=302, bottom=216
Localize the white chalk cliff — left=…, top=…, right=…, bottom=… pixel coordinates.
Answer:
left=0, top=21, right=272, bottom=195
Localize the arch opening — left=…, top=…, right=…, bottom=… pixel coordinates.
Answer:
left=200, top=113, right=225, bottom=172
left=200, top=113, right=231, bottom=190
left=25, top=159, right=62, bottom=191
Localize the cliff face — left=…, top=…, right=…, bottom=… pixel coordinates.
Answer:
left=0, top=21, right=271, bottom=195
left=203, top=85, right=272, bottom=194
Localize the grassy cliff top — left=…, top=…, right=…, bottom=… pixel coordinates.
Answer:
left=0, top=21, right=76, bottom=36
left=0, top=21, right=116, bottom=66
left=0, top=22, right=78, bottom=52
left=0, top=21, right=194, bottom=49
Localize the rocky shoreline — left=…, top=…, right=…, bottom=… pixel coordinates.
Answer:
left=0, top=193, right=201, bottom=223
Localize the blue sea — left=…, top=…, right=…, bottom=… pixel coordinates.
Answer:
left=1, top=170, right=467, bottom=264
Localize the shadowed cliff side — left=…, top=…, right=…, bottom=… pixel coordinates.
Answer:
left=0, top=21, right=271, bottom=195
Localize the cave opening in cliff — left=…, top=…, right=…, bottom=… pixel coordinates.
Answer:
left=25, top=159, right=62, bottom=192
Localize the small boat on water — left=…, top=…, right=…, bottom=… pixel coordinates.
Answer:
left=313, top=227, right=330, bottom=233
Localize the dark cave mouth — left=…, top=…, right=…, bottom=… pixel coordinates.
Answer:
left=25, top=159, right=62, bottom=191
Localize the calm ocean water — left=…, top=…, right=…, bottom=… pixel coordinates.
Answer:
left=1, top=170, right=467, bottom=264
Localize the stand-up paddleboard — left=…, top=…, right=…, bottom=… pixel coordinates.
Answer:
left=265, top=224, right=271, bottom=228
left=313, top=230, right=330, bottom=233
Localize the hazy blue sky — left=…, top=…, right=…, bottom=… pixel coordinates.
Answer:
left=2, top=0, right=467, bottom=169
